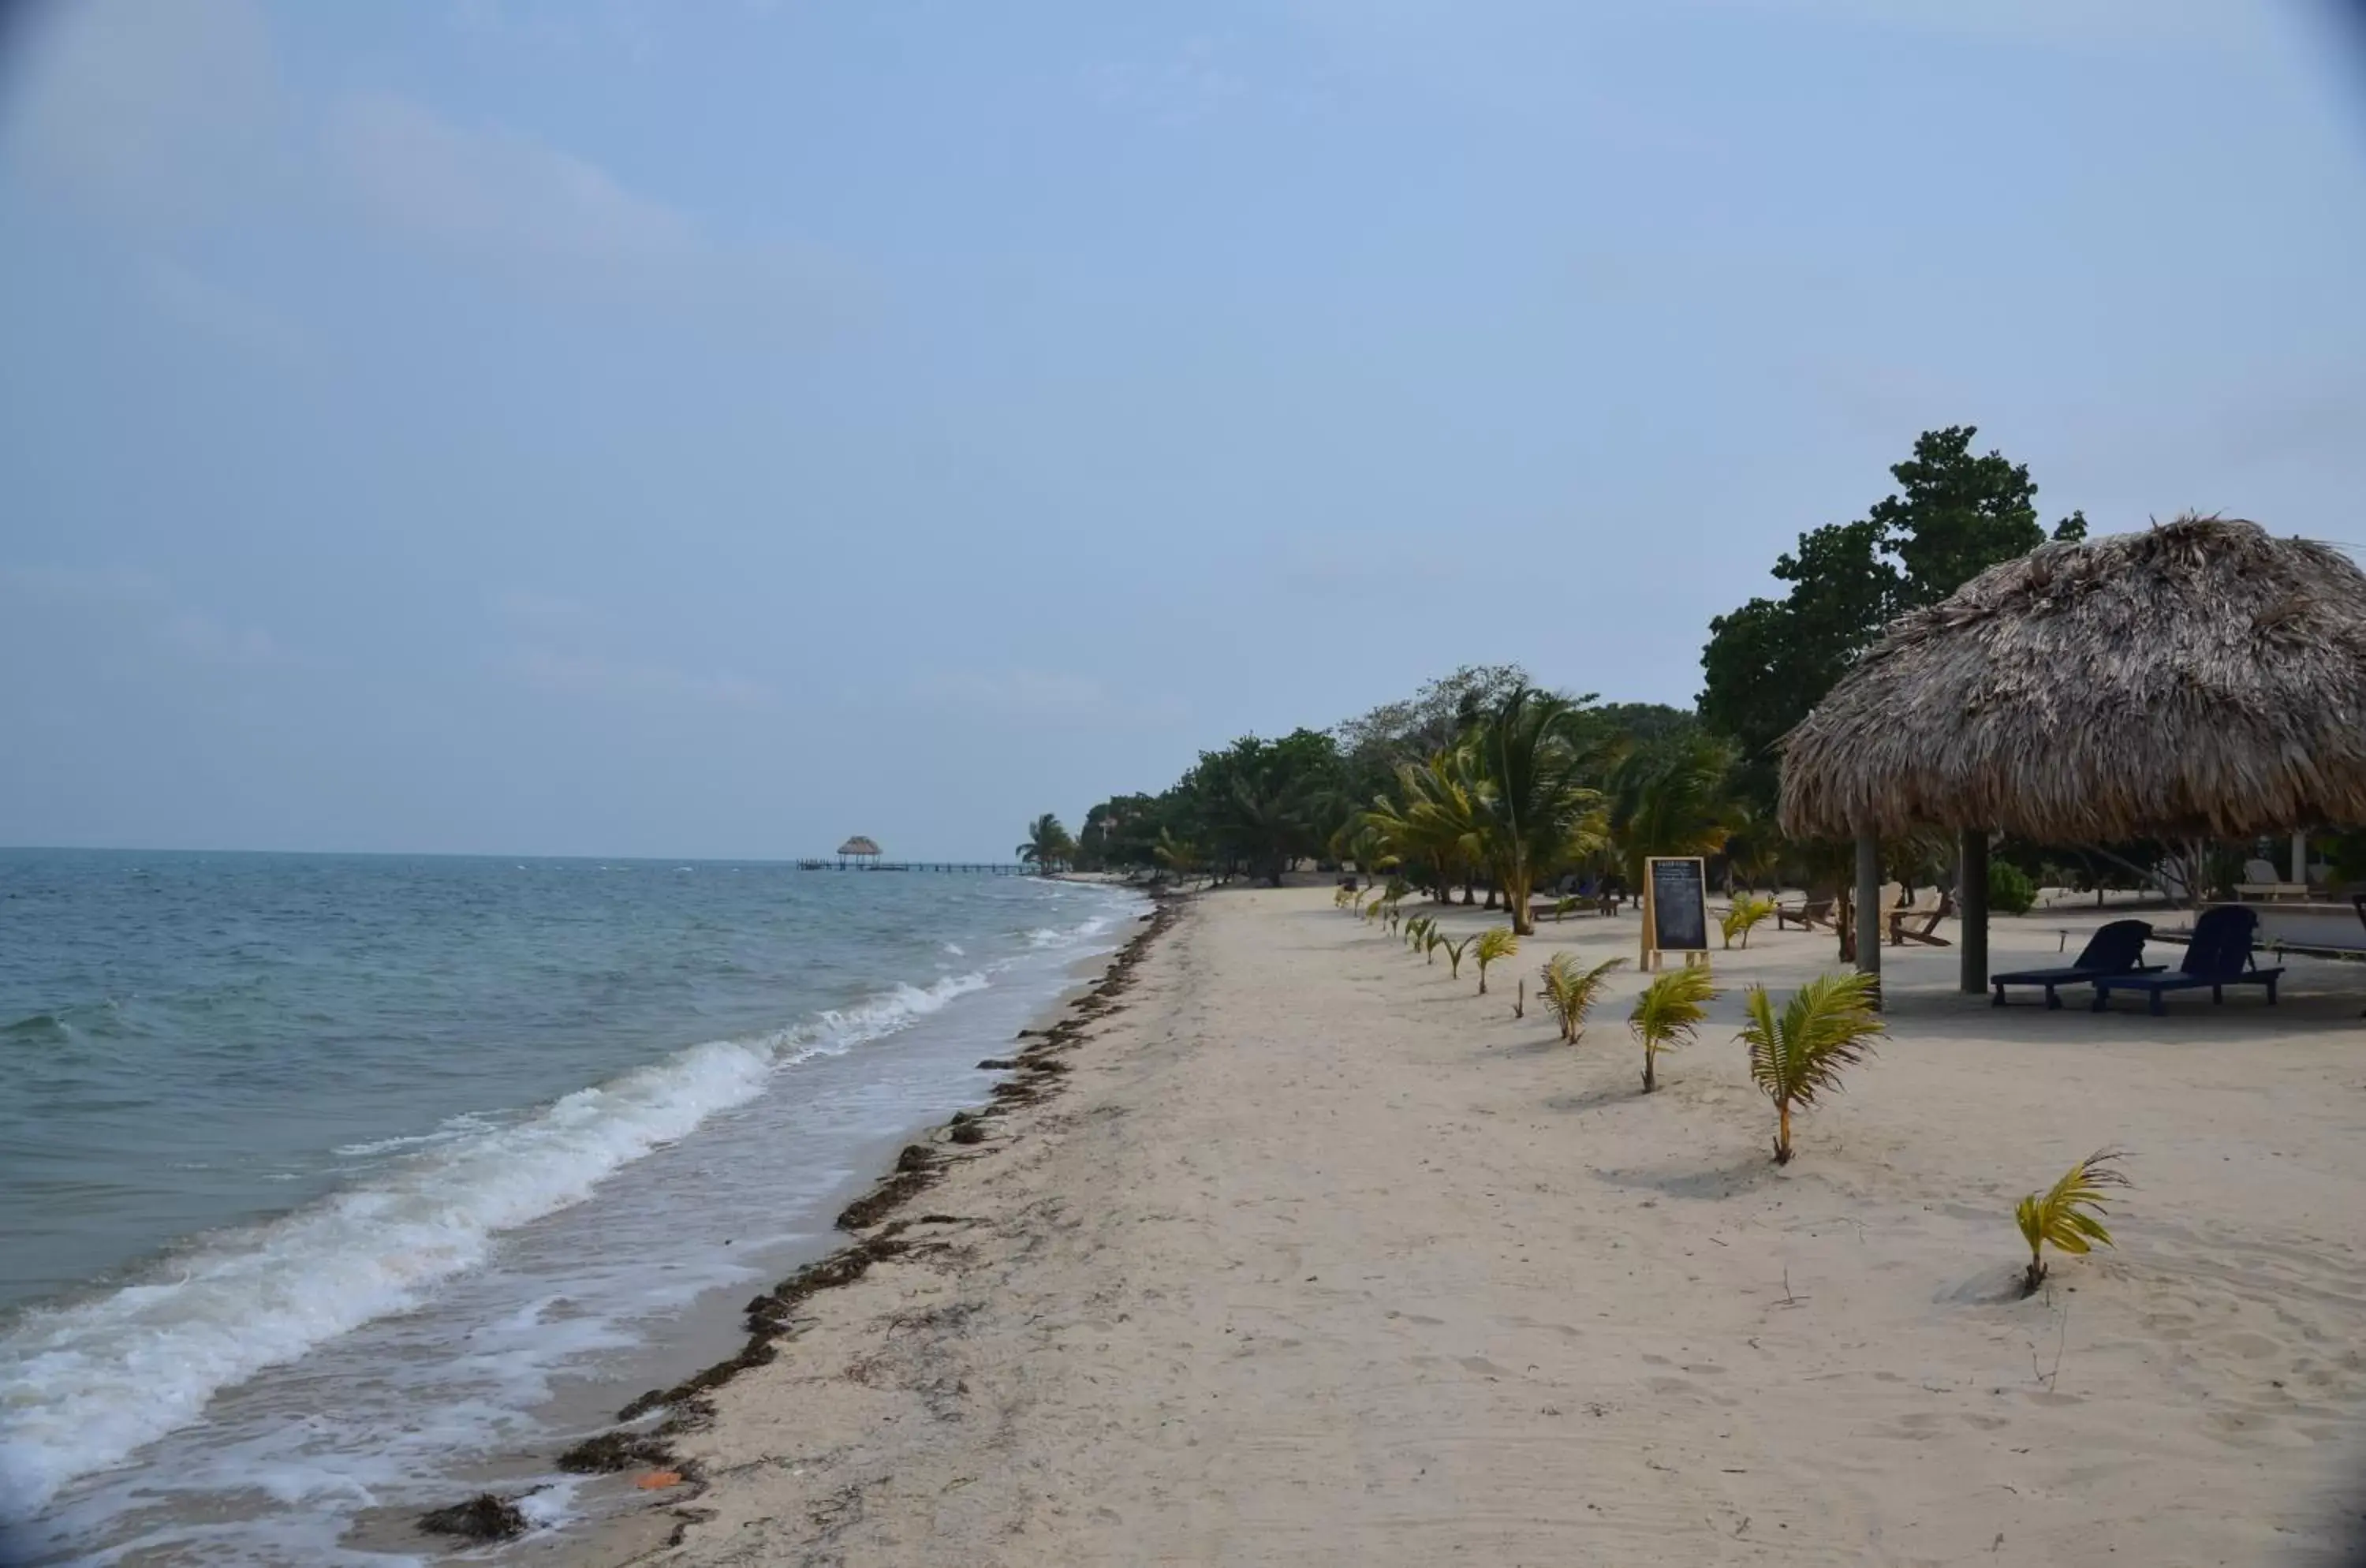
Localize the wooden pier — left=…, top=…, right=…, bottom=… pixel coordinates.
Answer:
left=796, top=859, right=1035, bottom=875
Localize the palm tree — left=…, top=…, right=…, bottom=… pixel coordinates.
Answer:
left=2015, top=1149, right=2132, bottom=1296
left=1608, top=733, right=1749, bottom=890
left=1740, top=972, right=1884, bottom=1163
left=1473, top=927, right=1518, bottom=994
left=1017, top=813, right=1076, bottom=875
left=1151, top=827, right=1200, bottom=883
left=1629, top=966, right=1718, bottom=1092
left=1466, top=688, right=1612, bottom=935
left=1360, top=752, right=1485, bottom=907
left=1540, top=950, right=1625, bottom=1042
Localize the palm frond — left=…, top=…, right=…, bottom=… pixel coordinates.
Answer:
left=1438, top=932, right=1472, bottom=977
left=2016, top=1148, right=2133, bottom=1294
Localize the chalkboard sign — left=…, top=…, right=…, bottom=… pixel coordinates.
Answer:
left=1647, top=857, right=1710, bottom=955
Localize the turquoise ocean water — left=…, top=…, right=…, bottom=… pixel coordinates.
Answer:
left=0, top=850, right=1144, bottom=1564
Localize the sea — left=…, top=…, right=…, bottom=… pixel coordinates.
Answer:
left=0, top=849, right=1146, bottom=1566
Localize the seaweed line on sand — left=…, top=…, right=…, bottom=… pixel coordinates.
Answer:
left=415, top=890, right=1185, bottom=1539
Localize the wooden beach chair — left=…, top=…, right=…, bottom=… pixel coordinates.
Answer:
left=1990, top=919, right=2158, bottom=1008
left=2234, top=857, right=2308, bottom=902
left=1888, top=889, right=1955, bottom=947
left=1775, top=894, right=1834, bottom=930
left=2090, top=905, right=2284, bottom=1014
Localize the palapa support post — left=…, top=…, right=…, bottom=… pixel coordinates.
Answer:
left=1958, top=827, right=1989, bottom=996
left=1853, top=830, right=1883, bottom=1009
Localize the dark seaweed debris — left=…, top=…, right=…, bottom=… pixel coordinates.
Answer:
left=419, top=1491, right=532, bottom=1540
left=556, top=1429, right=676, bottom=1474
left=536, top=891, right=1185, bottom=1504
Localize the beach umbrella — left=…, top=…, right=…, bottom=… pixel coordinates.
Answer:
left=1778, top=515, right=2366, bottom=994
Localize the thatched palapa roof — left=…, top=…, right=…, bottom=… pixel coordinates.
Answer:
left=837, top=835, right=882, bottom=857
left=1779, top=516, right=2366, bottom=842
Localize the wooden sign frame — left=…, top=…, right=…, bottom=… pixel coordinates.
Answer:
left=1640, top=856, right=1711, bottom=972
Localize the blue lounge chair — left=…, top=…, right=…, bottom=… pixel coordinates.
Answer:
left=1990, top=919, right=2159, bottom=1008
left=2090, top=905, right=2284, bottom=1015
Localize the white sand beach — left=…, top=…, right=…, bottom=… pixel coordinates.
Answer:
left=589, top=887, right=2366, bottom=1566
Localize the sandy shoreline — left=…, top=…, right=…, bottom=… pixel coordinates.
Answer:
left=550, top=885, right=2366, bottom=1566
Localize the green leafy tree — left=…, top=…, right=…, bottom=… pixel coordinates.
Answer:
left=1699, top=427, right=2085, bottom=813
left=1183, top=730, right=1346, bottom=885
left=1017, top=813, right=1076, bottom=875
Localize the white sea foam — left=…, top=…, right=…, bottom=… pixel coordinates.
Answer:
left=1024, top=914, right=1116, bottom=950
left=0, top=969, right=991, bottom=1518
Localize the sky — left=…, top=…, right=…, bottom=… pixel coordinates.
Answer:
left=2, top=0, right=2364, bottom=860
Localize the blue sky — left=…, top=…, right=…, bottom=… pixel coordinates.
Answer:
left=2, top=0, right=2364, bottom=858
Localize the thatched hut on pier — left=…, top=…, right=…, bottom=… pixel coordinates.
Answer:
left=836, top=835, right=883, bottom=867
left=1778, top=515, right=2366, bottom=992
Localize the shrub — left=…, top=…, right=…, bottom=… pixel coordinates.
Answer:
left=1987, top=859, right=2038, bottom=916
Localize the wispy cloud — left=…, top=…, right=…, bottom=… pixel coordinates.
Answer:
left=909, top=667, right=1188, bottom=728
left=912, top=667, right=1111, bottom=714
left=136, top=256, right=308, bottom=363
left=325, top=92, right=700, bottom=282
left=488, top=593, right=771, bottom=709
left=1695, top=0, right=2266, bottom=51
left=319, top=89, right=865, bottom=327
left=504, top=647, right=774, bottom=710
left=0, top=566, right=283, bottom=666
left=11, top=1, right=856, bottom=335
left=1080, top=36, right=1252, bottom=126
left=489, top=588, right=599, bottom=629
left=1277, top=542, right=1465, bottom=603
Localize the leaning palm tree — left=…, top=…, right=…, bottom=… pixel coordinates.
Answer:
left=1151, top=827, right=1201, bottom=883
left=1740, top=971, right=1884, bottom=1163
left=2016, top=1149, right=2132, bottom=1297
left=1017, top=813, right=1076, bottom=875
left=1465, top=688, right=1614, bottom=935
left=1629, top=966, right=1719, bottom=1092
left=1539, top=950, right=1625, bottom=1043
left=1472, top=927, right=1518, bottom=994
